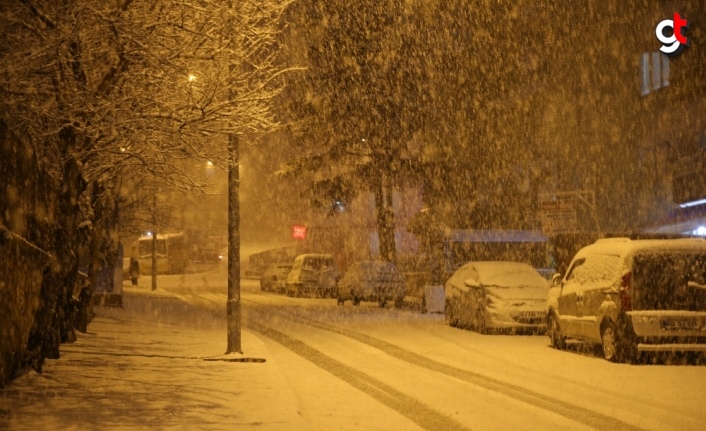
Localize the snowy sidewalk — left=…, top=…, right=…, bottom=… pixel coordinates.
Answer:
left=0, top=293, right=311, bottom=430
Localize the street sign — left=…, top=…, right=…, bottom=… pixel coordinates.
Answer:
left=538, top=195, right=579, bottom=235
left=292, top=224, right=307, bottom=239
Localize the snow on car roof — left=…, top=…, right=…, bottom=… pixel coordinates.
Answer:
left=464, top=261, right=548, bottom=288
left=138, top=232, right=185, bottom=240
left=294, top=253, right=334, bottom=260
left=353, top=260, right=394, bottom=265
left=351, top=261, right=397, bottom=269
left=575, top=238, right=706, bottom=259
left=446, top=229, right=548, bottom=243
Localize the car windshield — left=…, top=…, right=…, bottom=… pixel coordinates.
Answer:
left=475, top=264, right=548, bottom=289
left=303, top=257, right=334, bottom=271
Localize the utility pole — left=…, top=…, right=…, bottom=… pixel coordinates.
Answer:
left=226, top=133, right=242, bottom=354
left=225, top=0, right=242, bottom=352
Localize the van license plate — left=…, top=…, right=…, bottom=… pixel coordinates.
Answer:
left=661, top=318, right=699, bottom=331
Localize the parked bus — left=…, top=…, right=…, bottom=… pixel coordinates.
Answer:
left=135, top=232, right=190, bottom=274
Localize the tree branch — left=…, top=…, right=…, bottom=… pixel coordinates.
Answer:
left=18, top=0, right=56, bottom=29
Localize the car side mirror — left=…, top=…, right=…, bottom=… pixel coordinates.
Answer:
left=551, top=273, right=562, bottom=288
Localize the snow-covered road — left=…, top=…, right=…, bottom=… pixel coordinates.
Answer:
left=242, top=290, right=705, bottom=431
left=156, top=263, right=706, bottom=431
left=4, top=260, right=704, bottom=431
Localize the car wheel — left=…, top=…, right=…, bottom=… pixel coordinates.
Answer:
left=445, top=301, right=457, bottom=327
left=548, top=314, right=566, bottom=350
left=601, top=321, right=619, bottom=362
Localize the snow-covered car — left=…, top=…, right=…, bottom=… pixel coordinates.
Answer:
left=336, top=261, right=406, bottom=307
left=444, top=261, right=550, bottom=334
left=260, top=262, right=293, bottom=293
left=547, top=237, right=706, bottom=363
left=285, top=254, right=339, bottom=298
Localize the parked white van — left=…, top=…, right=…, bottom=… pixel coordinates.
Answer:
left=547, top=237, right=706, bottom=363
left=285, top=254, right=339, bottom=298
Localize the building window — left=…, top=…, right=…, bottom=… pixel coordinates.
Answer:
left=651, top=52, right=662, bottom=91
left=662, top=53, right=670, bottom=86
left=641, top=52, right=670, bottom=96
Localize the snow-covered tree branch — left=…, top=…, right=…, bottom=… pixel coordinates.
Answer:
left=0, top=0, right=292, bottom=371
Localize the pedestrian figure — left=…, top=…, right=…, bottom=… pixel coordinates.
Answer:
left=129, top=258, right=140, bottom=286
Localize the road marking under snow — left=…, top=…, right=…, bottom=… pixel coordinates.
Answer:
left=245, top=301, right=647, bottom=431
left=247, top=318, right=473, bottom=431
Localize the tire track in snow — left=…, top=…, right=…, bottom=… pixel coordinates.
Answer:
left=244, top=302, right=647, bottom=431
left=246, top=318, right=472, bottom=431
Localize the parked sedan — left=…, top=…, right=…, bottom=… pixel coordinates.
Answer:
left=337, top=261, right=406, bottom=307
left=444, top=261, right=549, bottom=334
left=260, top=262, right=293, bottom=293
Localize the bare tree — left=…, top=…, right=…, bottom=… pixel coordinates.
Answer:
left=278, top=0, right=428, bottom=264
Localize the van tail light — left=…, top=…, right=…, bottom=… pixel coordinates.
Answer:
left=620, top=272, right=632, bottom=311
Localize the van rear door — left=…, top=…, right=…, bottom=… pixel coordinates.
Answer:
left=630, top=252, right=706, bottom=338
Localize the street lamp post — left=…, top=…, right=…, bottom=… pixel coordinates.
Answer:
left=226, top=133, right=242, bottom=354
left=205, top=161, right=215, bottom=238
left=152, top=194, right=158, bottom=291
left=223, top=0, right=243, bottom=354
left=185, top=68, right=242, bottom=354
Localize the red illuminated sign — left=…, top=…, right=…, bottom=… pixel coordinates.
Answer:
left=292, top=225, right=307, bottom=239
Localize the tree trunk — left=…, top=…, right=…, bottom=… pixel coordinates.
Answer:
left=374, top=172, right=397, bottom=264
left=31, top=30, right=90, bottom=361
left=384, top=178, right=396, bottom=264
left=80, top=181, right=119, bottom=332
left=54, top=133, right=86, bottom=346
left=27, top=127, right=85, bottom=369
left=26, top=269, right=61, bottom=371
